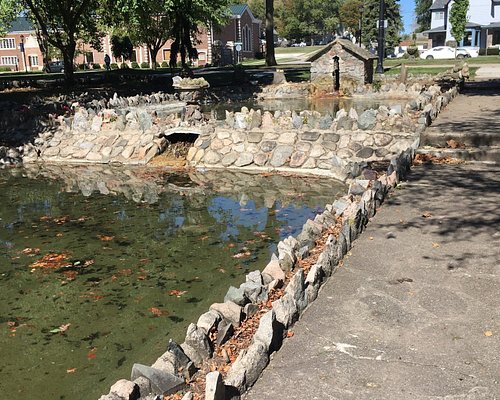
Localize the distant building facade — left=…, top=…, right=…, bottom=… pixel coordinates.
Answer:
left=0, top=18, right=43, bottom=71
left=424, top=0, right=500, bottom=48
left=0, top=5, right=261, bottom=72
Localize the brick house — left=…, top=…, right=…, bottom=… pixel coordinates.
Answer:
left=0, top=5, right=261, bottom=72
left=212, top=4, right=262, bottom=64
left=0, top=17, right=43, bottom=71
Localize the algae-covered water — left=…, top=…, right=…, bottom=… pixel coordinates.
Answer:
left=0, top=165, right=345, bottom=400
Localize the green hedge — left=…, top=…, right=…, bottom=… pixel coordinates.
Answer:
left=131, top=61, right=139, bottom=69
left=140, top=62, right=150, bottom=68
left=92, top=63, right=101, bottom=70
left=478, top=47, right=500, bottom=56
left=110, top=63, right=119, bottom=70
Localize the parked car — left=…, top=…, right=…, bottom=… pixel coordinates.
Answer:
left=44, top=61, right=64, bottom=73
left=419, top=46, right=470, bottom=60
left=457, top=47, right=479, bottom=58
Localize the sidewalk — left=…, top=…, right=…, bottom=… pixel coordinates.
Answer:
left=244, top=86, right=500, bottom=399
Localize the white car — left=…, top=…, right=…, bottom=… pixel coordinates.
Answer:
left=457, top=47, right=479, bottom=58
left=419, top=46, right=469, bottom=60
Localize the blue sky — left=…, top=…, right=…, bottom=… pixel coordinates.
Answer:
left=401, top=0, right=416, bottom=33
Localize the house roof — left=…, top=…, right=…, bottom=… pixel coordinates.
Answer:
left=8, top=17, right=34, bottom=33
left=306, top=38, right=377, bottom=62
left=430, top=0, right=449, bottom=10
left=229, top=4, right=260, bottom=23
left=466, top=21, right=482, bottom=28
left=230, top=4, right=248, bottom=16
left=483, top=22, right=500, bottom=29
left=422, top=25, right=446, bottom=34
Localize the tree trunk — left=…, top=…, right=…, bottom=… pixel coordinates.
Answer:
left=62, top=43, right=76, bottom=86
left=150, top=47, right=158, bottom=70
left=35, top=29, right=50, bottom=72
left=265, top=0, right=277, bottom=66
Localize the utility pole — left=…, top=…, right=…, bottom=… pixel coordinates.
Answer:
left=375, top=0, right=385, bottom=74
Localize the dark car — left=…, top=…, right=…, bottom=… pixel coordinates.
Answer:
left=44, top=61, right=64, bottom=73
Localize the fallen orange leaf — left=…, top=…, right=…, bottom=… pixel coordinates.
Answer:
left=148, top=307, right=167, bottom=316
left=169, top=290, right=187, bottom=297
left=66, top=368, right=77, bottom=374
left=87, top=347, right=97, bottom=360
left=97, top=235, right=114, bottom=241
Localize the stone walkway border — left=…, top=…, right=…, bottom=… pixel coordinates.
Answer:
left=98, top=74, right=465, bottom=400
left=98, top=139, right=418, bottom=400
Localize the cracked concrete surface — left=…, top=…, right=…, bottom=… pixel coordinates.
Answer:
left=244, top=164, right=500, bottom=400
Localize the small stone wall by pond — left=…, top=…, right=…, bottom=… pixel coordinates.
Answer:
left=186, top=83, right=459, bottom=181
left=98, top=139, right=418, bottom=400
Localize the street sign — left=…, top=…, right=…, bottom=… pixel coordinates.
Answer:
left=235, top=44, right=242, bottom=52
left=376, top=20, right=388, bottom=29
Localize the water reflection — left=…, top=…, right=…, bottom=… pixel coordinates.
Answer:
left=0, top=166, right=345, bottom=400
left=205, top=97, right=407, bottom=119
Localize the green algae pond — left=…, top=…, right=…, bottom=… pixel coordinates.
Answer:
left=0, top=165, right=346, bottom=400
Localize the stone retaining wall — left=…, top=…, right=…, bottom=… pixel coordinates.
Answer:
left=98, top=138, right=418, bottom=400
left=186, top=83, right=459, bottom=181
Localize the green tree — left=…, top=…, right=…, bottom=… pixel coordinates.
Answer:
left=242, top=0, right=265, bottom=21
left=265, top=0, right=277, bottom=66
left=169, top=0, right=230, bottom=69
left=361, top=0, right=402, bottom=50
left=414, top=0, right=432, bottom=32
left=104, top=0, right=173, bottom=70
left=0, top=0, right=19, bottom=35
left=276, top=0, right=340, bottom=42
left=111, top=35, right=134, bottom=63
left=449, top=0, right=469, bottom=46
left=339, top=0, right=363, bottom=42
left=22, top=0, right=104, bottom=84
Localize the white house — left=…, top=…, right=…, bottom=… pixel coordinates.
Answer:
left=424, top=0, right=500, bottom=48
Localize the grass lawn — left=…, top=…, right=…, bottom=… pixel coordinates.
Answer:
left=275, top=45, right=323, bottom=55
left=384, top=66, right=478, bottom=77
left=385, top=55, right=500, bottom=67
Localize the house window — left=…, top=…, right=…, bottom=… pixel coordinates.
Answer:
left=1, top=56, right=18, bottom=65
left=0, top=38, right=16, bottom=49
left=434, top=11, right=444, bottom=20
left=28, top=55, right=38, bottom=66
left=242, top=25, right=252, bottom=51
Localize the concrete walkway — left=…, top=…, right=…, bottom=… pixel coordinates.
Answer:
left=244, top=84, right=500, bottom=399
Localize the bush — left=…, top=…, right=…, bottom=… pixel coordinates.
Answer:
left=488, top=47, right=499, bottom=55
left=0, top=66, right=12, bottom=72
left=92, top=63, right=101, bottom=70
left=140, top=62, right=150, bottom=68
left=120, top=62, right=129, bottom=69
left=130, top=61, right=139, bottom=69
left=478, top=47, right=499, bottom=56
left=77, top=63, right=87, bottom=70
left=161, top=61, right=169, bottom=68
left=110, top=63, right=119, bottom=70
